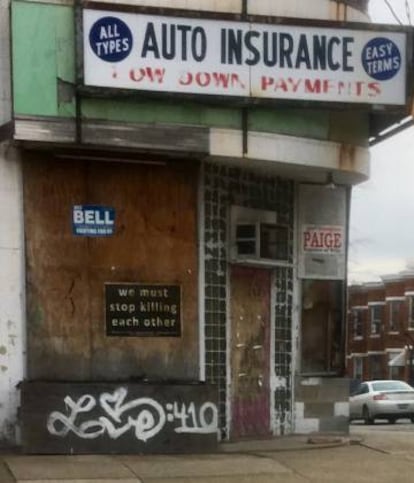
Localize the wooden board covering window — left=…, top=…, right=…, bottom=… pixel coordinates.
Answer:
left=23, top=154, right=199, bottom=381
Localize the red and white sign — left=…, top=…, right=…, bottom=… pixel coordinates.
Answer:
left=298, top=185, right=347, bottom=280
left=83, top=9, right=407, bottom=106
left=302, top=225, right=344, bottom=254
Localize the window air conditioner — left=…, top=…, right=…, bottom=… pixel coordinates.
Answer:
left=230, top=206, right=289, bottom=266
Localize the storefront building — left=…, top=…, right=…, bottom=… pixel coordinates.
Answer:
left=2, top=0, right=411, bottom=450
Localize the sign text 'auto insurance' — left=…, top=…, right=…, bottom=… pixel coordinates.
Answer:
left=83, top=9, right=407, bottom=105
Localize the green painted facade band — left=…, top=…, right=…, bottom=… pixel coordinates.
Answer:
left=12, top=0, right=369, bottom=145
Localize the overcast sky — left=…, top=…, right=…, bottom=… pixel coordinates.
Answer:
left=348, top=0, right=414, bottom=283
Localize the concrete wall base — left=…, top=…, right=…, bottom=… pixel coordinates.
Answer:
left=295, top=376, right=350, bottom=434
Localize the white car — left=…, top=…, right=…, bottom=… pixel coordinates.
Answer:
left=349, top=380, right=414, bottom=424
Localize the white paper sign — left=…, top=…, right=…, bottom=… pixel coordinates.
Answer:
left=298, top=185, right=347, bottom=280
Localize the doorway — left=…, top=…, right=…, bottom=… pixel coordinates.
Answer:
left=230, top=265, right=271, bottom=439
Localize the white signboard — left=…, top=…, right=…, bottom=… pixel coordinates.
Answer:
left=83, top=9, right=407, bottom=105
left=298, top=185, right=347, bottom=280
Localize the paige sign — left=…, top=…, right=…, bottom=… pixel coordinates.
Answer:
left=83, top=9, right=407, bottom=105
left=302, top=225, right=344, bottom=254
left=298, top=185, right=347, bottom=280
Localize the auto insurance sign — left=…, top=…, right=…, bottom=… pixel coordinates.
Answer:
left=83, top=9, right=407, bottom=105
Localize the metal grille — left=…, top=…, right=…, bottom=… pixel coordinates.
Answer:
left=203, top=163, right=294, bottom=438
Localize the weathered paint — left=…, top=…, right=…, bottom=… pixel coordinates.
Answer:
left=83, top=99, right=368, bottom=144
left=0, top=144, right=26, bottom=445
left=0, top=0, right=11, bottom=126
left=81, top=98, right=242, bottom=130
left=208, top=128, right=370, bottom=185
left=230, top=266, right=271, bottom=439
left=12, top=1, right=75, bottom=117
left=329, top=111, right=369, bottom=146
left=11, top=1, right=373, bottom=153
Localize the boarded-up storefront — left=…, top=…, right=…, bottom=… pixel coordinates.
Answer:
left=20, top=154, right=222, bottom=453
left=10, top=0, right=412, bottom=453
left=23, top=154, right=199, bottom=382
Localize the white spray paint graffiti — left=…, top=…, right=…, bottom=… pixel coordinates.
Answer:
left=47, top=387, right=218, bottom=442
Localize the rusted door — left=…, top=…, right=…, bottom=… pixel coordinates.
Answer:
left=230, top=265, right=271, bottom=439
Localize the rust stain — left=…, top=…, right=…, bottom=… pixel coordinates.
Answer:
left=339, top=143, right=357, bottom=171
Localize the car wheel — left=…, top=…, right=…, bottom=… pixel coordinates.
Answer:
left=362, top=405, right=374, bottom=425
left=388, top=417, right=396, bottom=424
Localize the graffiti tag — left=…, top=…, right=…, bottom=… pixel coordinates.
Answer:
left=47, top=387, right=218, bottom=442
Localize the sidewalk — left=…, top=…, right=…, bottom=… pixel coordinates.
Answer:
left=0, top=435, right=354, bottom=483
left=3, top=429, right=414, bottom=482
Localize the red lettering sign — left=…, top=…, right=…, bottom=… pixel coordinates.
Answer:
left=303, top=226, right=344, bottom=253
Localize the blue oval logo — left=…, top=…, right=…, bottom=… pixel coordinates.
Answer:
left=89, top=16, right=133, bottom=63
left=361, top=37, right=401, bottom=81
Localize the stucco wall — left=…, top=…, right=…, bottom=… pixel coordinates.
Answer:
left=0, top=144, right=25, bottom=445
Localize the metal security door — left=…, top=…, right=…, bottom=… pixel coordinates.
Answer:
left=230, top=265, right=271, bottom=439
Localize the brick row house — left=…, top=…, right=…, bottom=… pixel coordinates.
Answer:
left=347, top=271, right=414, bottom=386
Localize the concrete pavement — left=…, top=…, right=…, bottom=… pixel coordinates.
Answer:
left=1, top=433, right=414, bottom=482
left=0, top=436, right=348, bottom=483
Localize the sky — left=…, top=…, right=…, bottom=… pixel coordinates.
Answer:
left=348, top=0, right=414, bottom=283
